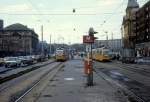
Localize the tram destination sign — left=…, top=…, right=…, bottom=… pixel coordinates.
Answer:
left=83, top=35, right=95, bottom=43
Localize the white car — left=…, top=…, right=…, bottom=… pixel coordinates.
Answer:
left=4, top=57, right=21, bottom=68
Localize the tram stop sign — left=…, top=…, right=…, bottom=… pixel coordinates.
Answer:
left=83, top=35, right=95, bottom=43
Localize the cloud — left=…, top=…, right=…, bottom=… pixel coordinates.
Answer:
left=0, top=3, right=32, bottom=13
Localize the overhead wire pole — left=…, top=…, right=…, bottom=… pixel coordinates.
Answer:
left=112, top=32, right=114, bottom=51
left=49, top=35, right=52, bottom=55
left=26, top=0, right=45, bottom=56
left=41, top=25, right=44, bottom=55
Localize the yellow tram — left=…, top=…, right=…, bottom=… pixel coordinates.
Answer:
left=55, top=48, right=68, bottom=62
left=92, top=47, right=111, bottom=62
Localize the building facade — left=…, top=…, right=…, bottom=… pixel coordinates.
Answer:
left=135, top=1, right=150, bottom=57
left=0, top=22, right=39, bottom=57
left=94, top=39, right=122, bottom=53
left=122, top=0, right=139, bottom=49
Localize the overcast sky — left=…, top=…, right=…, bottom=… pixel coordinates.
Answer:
left=0, top=0, right=148, bottom=44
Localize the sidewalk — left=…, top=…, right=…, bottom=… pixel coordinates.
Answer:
left=37, top=60, right=126, bottom=102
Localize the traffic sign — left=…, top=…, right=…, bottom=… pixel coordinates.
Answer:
left=83, top=35, right=95, bottom=43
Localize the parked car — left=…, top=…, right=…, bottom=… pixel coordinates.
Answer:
left=0, top=58, right=4, bottom=66
left=18, top=56, right=29, bottom=66
left=4, top=57, right=21, bottom=68
left=36, top=55, right=46, bottom=62
left=23, top=56, right=34, bottom=65
left=34, top=55, right=41, bottom=62
left=30, top=55, right=38, bottom=63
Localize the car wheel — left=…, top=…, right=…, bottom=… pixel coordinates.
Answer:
left=16, top=64, right=19, bottom=67
left=5, top=64, right=8, bottom=68
left=20, top=62, right=24, bottom=67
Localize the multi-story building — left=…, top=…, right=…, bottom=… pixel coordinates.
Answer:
left=0, top=21, right=39, bottom=57
left=135, top=1, right=150, bottom=57
left=94, top=39, right=122, bottom=53
left=122, top=0, right=139, bottom=49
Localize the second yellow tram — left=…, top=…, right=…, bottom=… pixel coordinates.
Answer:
left=92, top=47, right=111, bottom=62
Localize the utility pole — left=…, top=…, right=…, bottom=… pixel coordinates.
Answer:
left=112, top=32, right=113, bottom=51
left=49, top=35, right=52, bottom=54
left=41, top=25, right=44, bottom=55
left=105, top=31, right=108, bottom=48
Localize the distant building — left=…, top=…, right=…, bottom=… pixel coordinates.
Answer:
left=135, top=1, right=150, bottom=57
left=122, top=0, right=139, bottom=49
left=37, top=41, right=49, bottom=55
left=0, top=21, right=39, bottom=57
left=0, top=20, right=4, bottom=30
left=94, top=39, right=122, bottom=52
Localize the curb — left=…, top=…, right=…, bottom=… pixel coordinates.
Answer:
left=0, top=61, right=54, bottom=84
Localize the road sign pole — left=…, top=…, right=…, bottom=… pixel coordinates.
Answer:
left=88, top=43, right=93, bottom=86
left=85, top=43, right=93, bottom=86
left=83, top=29, right=97, bottom=86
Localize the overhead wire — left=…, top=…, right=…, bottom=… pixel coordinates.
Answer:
left=99, top=0, right=125, bottom=29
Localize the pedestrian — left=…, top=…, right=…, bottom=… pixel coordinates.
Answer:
left=117, top=54, right=120, bottom=61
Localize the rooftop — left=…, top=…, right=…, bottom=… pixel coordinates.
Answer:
left=127, top=0, right=139, bottom=8
left=4, top=23, right=31, bottom=31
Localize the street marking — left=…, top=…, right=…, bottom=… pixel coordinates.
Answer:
left=64, top=78, right=74, bottom=81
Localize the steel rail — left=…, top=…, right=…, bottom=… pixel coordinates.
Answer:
left=14, top=62, right=64, bottom=102
left=93, top=68, right=146, bottom=102
left=113, top=62, right=150, bottom=77
left=94, top=61, right=150, bottom=77
left=0, top=61, right=55, bottom=92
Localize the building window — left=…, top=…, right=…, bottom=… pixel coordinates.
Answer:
left=147, top=35, right=149, bottom=39
left=146, top=7, right=149, bottom=11
left=147, top=29, right=149, bottom=32
left=147, top=15, right=149, bottom=18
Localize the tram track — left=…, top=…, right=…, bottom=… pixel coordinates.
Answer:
left=94, top=61, right=150, bottom=78
left=93, top=68, right=147, bottom=102
left=113, top=62, right=150, bottom=77
left=0, top=62, right=64, bottom=102
left=93, top=61, right=150, bottom=102
left=14, top=62, right=64, bottom=102
left=0, top=60, right=55, bottom=84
